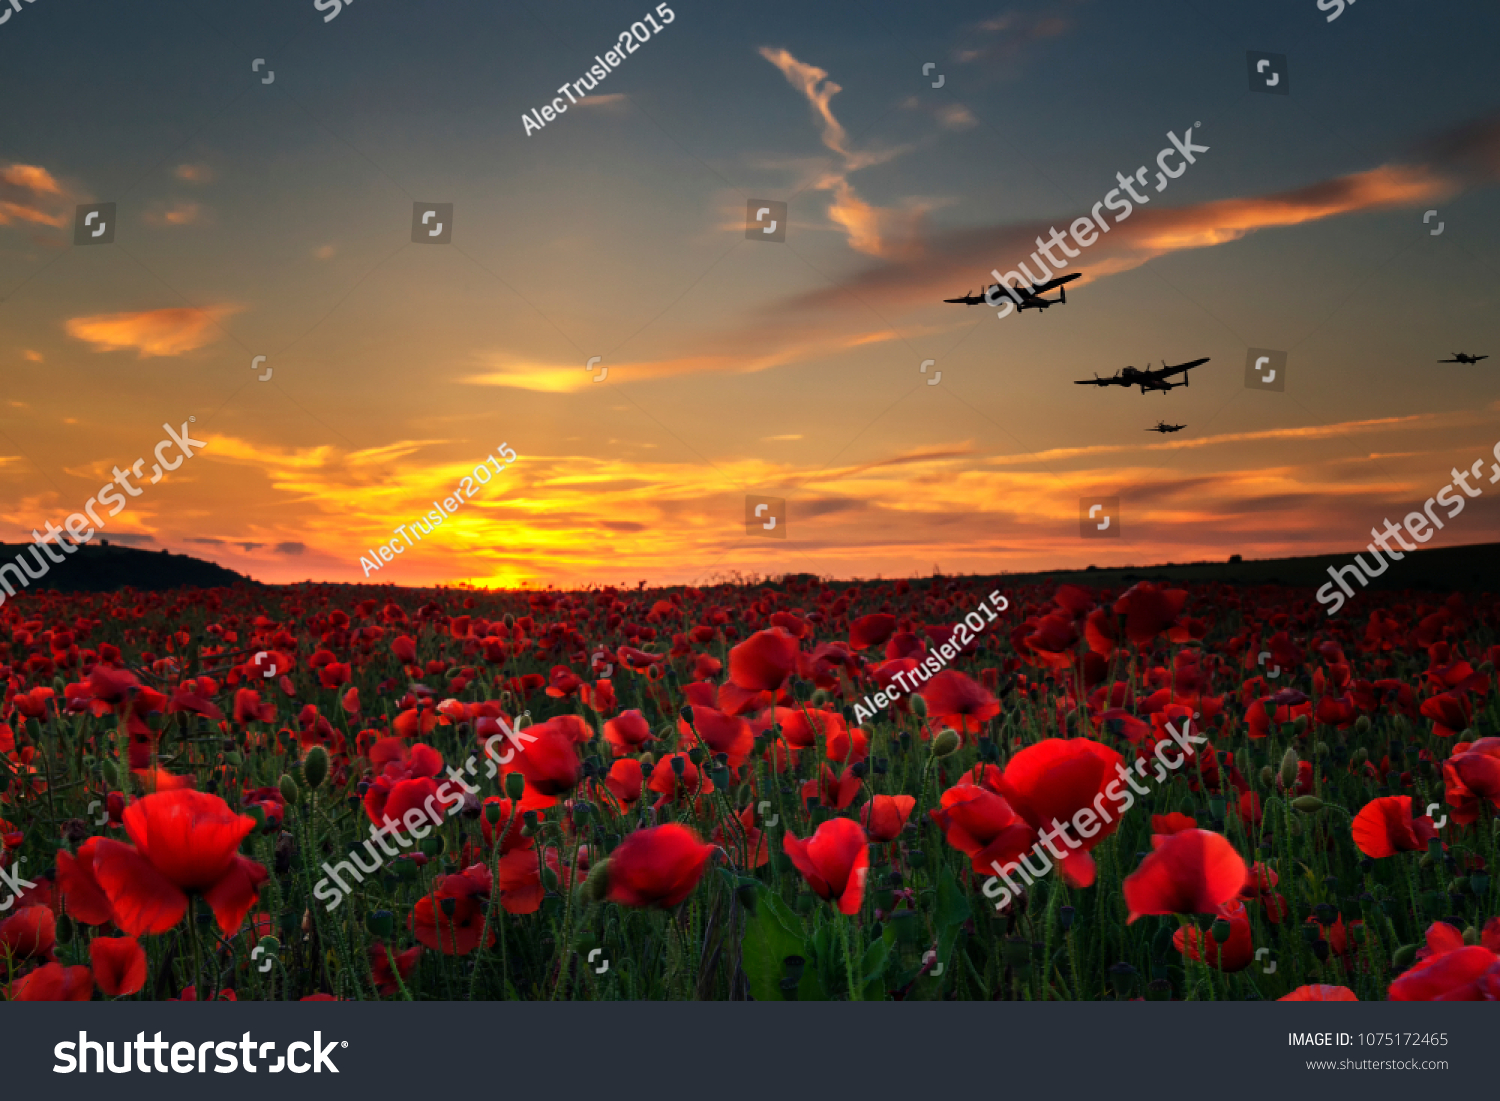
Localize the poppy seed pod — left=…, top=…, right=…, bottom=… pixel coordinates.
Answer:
left=1209, top=917, right=1232, bottom=943
left=671, top=755, right=687, bottom=777
left=1279, top=747, right=1300, bottom=789
left=932, top=729, right=961, bottom=758
left=302, top=745, right=329, bottom=791
left=484, top=801, right=502, bottom=825
left=279, top=774, right=301, bottom=806
left=505, top=772, right=526, bottom=801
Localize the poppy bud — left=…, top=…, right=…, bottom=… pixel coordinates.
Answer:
left=1292, top=715, right=1308, bottom=735
left=1292, top=795, right=1323, bottom=812
left=302, top=745, right=329, bottom=791
left=1354, top=715, right=1371, bottom=734
left=811, top=689, right=829, bottom=707
left=101, top=758, right=120, bottom=788
left=932, top=729, right=960, bottom=758
left=1279, top=747, right=1299, bottom=788
left=541, top=867, right=559, bottom=891
left=279, top=773, right=301, bottom=806
left=1313, top=741, right=1329, bottom=759
left=505, top=772, right=525, bottom=801
left=1108, top=962, right=1138, bottom=998
left=1258, top=766, right=1274, bottom=786
left=910, top=695, right=928, bottom=718
left=585, top=857, right=611, bottom=901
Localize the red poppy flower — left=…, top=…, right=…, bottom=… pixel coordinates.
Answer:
left=90, top=936, right=147, bottom=996
left=56, top=837, right=116, bottom=926
left=1443, top=738, right=1500, bottom=826
left=580, top=679, right=617, bottom=715
left=6, top=962, right=93, bottom=1001
left=605, top=824, right=714, bottom=909
left=1113, top=582, right=1187, bottom=645
left=721, top=628, right=799, bottom=715
left=410, top=865, right=496, bottom=954
left=370, top=943, right=422, bottom=995
left=1151, top=812, right=1198, bottom=835
left=1123, top=829, right=1249, bottom=923
left=647, top=752, right=714, bottom=808
left=777, top=707, right=846, bottom=750
left=391, top=635, right=418, bottom=664
left=848, top=613, right=897, bottom=650
left=502, top=717, right=582, bottom=810
left=601, top=758, right=643, bottom=808
left=91, top=789, right=269, bottom=936
left=801, top=764, right=862, bottom=811
left=1351, top=795, right=1439, bottom=858
left=0, top=904, right=55, bottom=961
left=1172, top=899, right=1253, bottom=971
left=1279, top=984, right=1358, bottom=1001
left=1389, top=923, right=1500, bottom=1000
left=678, top=705, right=753, bottom=770
left=992, top=737, right=1124, bottom=887
left=783, top=817, right=869, bottom=915
left=603, top=709, right=655, bottom=756
left=1421, top=690, right=1472, bottom=738
left=930, top=783, right=1035, bottom=875
left=714, top=804, right=769, bottom=869
left=477, top=797, right=529, bottom=854
left=918, top=670, right=1000, bottom=735
left=860, top=794, right=915, bottom=842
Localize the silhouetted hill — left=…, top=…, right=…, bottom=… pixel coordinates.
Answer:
left=0, top=540, right=255, bottom=593
left=997, top=541, right=1500, bottom=595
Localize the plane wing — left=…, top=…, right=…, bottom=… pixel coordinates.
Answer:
left=1147, top=357, right=1209, bottom=380
left=1034, top=272, right=1082, bottom=295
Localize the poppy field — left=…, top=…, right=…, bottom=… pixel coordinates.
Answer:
left=2, top=573, right=1499, bottom=1002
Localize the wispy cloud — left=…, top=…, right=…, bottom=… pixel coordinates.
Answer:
left=65, top=306, right=240, bottom=357
left=0, top=163, right=72, bottom=229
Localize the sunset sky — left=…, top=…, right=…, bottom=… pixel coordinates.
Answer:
left=2, top=0, right=1498, bottom=589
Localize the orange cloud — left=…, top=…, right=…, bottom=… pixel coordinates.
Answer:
left=0, top=162, right=70, bottom=229
left=65, top=306, right=239, bottom=357
left=145, top=201, right=203, bottom=227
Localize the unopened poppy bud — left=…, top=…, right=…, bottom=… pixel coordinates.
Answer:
left=1350, top=746, right=1368, bottom=766
left=932, top=729, right=960, bottom=758
left=1354, top=715, right=1371, bottom=734
left=585, top=858, right=611, bottom=901
left=1292, top=715, right=1309, bottom=735
left=1259, top=766, right=1274, bottom=786
left=101, top=758, right=120, bottom=788
left=1108, top=962, right=1138, bottom=998
left=541, top=867, right=559, bottom=891
left=302, top=745, right=329, bottom=790
left=811, top=688, right=829, bottom=707
left=279, top=774, right=301, bottom=806
left=910, top=695, right=928, bottom=718
left=1292, top=795, right=1323, bottom=812
left=1391, top=943, right=1418, bottom=970
left=1313, top=741, right=1329, bottom=758
left=1463, top=925, right=1480, bottom=946
left=1279, top=747, right=1300, bottom=789
left=505, top=772, right=526, bottom=801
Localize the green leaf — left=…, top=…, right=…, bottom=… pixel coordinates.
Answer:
left=935, top=863, right=972, bottom=931
left=741, top=886, right=826, bottom=1001
left=860, top=925, right=894, bottom=999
